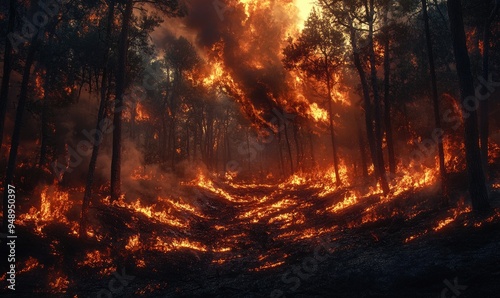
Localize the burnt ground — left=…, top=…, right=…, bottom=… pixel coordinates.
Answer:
left=2, top=172, right=500, bottom=298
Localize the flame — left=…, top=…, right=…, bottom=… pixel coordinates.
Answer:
left=433, top=204, right=471, bottom=232
left=327, top=192, right=358, bottom=213
left=308, top=102, right=328, bottom=123
left=154, top=236, right=207, bottom=252
left=19, top=257, right=42, bottom=274
left=18, top=186, right=78, bottom=236
left=202, top=61, right=225, bottom=87
left=35, top=72, right=45, bottom=99
left=125, top=234, right=142, bottom=251
left=48, top=271, right=70, bottom=293
left=113, top=198, right=188, bottom=228
left=294, top=0, right=315, bottom=29
left=136, top=102, right=150, bottom=121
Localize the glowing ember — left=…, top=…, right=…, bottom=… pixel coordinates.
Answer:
left=48, top=271, right=70, bottom=293
left=18, top=257, right=42, bottom=274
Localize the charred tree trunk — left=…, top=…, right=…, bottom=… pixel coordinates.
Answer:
left=326, top=75, right=341, bottom=185
left=111, top=0, right=133, bottom=201
left=353, top=52, right=377, bottom=181
left=308, top=124, right=316, bottom=168
left=170, top=116, right=177, bottom=169
left=367, top=0, right=390, bottom=195
left=447, top=0, right=490, bottom=214
left=356, top=114, right=369, bottom=179
left=161, top=116, right=167, bottom=161
left=0, top=0, right=16, bottom=151
left=283, top=120, right=294, bottom=174
left=480, top=0, right=500, bottom=179
left=81, top=0, right=115, bottom=237
left=278, top=129, right=285, bottom=178
left=422, top=0, right=447, bottom=202
left=3, top=39, right=38, bottom=233
left=292, top=122, right=302, bottom=172
left=383, top=7, right=396, bottom=175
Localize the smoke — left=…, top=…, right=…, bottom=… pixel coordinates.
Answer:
left=154, top=0, right=303, bottom=124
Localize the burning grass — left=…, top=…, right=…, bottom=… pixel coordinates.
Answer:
left=5, top=165, right=500, bottom=295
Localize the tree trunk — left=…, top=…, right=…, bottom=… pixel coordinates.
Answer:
left=367, top=0, right=390, bottom=195
left=352, top=49, right=378, bottom=184
left=327, top=75, right=341, bottom=185
left=283, top=120, right=294, bottom=174
left=3, top=39, right=38, bottom=233
left=278, top=129, right=285, bottom=178
left=308, top=124, right=316, bottom=168
left=422, top=0, right=447, bottom=203
left=447, top=0, right=490, bottom=214
left=111, top=0, right=133, bottom=201
left=292, top=122, right=302, bottom=171
left=480, top=0, right=500, bottom=180
left=383, top=6, right=396, bottom=175
left=81, top=0, right=115, bottom=237
left=0, top=0, right=16, bottom=151
left=356, top=114, right=369, bottom=179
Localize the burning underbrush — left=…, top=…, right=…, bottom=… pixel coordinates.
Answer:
left=3, top=163, right=500, bottom=296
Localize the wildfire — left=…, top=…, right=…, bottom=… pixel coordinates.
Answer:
left=202, top=61, right=225, bottom=87
left=327, top=192, right=358, bottom=213
left=135, top=103, right=150, bottom=121
left=35, top=72, right=45, bottom=99
left=193, top=173, right=245, bottom=203
left=18, top=186, right=78, bottom=236
left=113, top=198, right=187, bottom=228
left=18, top=257, right=42, bottom=274
left=308, top=102, right=328, bottom=123
left=78, top=249, right=113, bottom=269
left=433, top=204, right=471, bottom=232
left=154, top=236, right=208, bottom=252
left=125, top=234, right=142, bottom=251
left=48, top=271, right=70, bottom=293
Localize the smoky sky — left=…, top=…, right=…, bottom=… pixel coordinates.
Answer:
left=157, top=0, right=301, bottom=124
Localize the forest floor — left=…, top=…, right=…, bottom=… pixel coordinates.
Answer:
left=2, top=171, right=500, bottom=298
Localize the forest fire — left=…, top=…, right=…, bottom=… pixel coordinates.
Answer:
left=1, top=0, right=500, bottom=296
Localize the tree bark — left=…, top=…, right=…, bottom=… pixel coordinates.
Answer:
left=383, top=5, right=396, bottom=175
left=283, top=118, right=294, bottom=174
left=3, top=39, right=38, bottom=233
left=292, top=122, right=302, bottom=171
left=422, top=0, right=447, bottom=202
left=356, top=114, right=369, bottom=179
left=367, top=0, right=390, bottom=195
left=111, top=0, right=133, bottom=201
left=447, top=0, right=490, bottom=213
left=81, top=0, right=115, bottom=237
left=0, top=0, right=16, bottom=151
left=278, top=128, right=285, bottom=178
left=326, top=75, right=341, bottom=185
left=351, top=38, right=379, bottom=186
